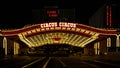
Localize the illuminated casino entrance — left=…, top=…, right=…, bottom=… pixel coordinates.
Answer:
left=0, top=22, right=119, bottom=56
left=18, top=22, right=99, bottom=47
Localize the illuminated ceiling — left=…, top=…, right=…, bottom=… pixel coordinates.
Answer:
left=18, top=32, right=99, bottom=48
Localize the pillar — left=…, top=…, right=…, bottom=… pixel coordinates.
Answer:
left=14, top=41, right=20, bottom=55
left=84, top=47, right=89, bottom=55
left=3, top=37, right=7, bottom=55
left=107, top=37, right=111, bottom=47
left=116, top=34, right=120, bottom=52
left=116, top=35, right=120, bottom=47
left=94, top=42, right=100, bottom=55
left=99, top=39, right=107, bottom=55
left=84, top=44, right=94, bottom=56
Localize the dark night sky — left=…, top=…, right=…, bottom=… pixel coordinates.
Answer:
left=0, top=0, right=107, bottom=29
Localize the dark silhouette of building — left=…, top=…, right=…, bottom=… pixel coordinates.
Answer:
left=89, top=0, right=120, bottom=28
left=32, top=6, right=75, bottom=23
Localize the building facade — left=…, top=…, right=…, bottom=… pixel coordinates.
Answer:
left=89, top=0, right=120, bottom=28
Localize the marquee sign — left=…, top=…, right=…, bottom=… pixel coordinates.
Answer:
left=40, top=22, right=76, bottom=28
left=1, top=22, right=117, bottom=37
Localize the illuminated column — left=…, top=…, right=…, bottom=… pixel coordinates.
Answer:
left=107, top=37, right=111, bottom=47
left=116, top=35, right=120, bottom=47
left=94, top=42, right=100, bottom=55
left=3, top=37, right=7, bottom=55
left=14, top=41, right=20, bottom=55
left=116, top=35, right=120, bottom=52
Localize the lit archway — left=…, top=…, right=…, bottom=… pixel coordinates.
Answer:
left=1, top=22, right=117, bottom=48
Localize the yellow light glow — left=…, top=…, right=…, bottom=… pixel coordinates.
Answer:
left=18, top=34, right=34, bottom=47
left=76, top=28, right=81, bottom=32
left=71, top=28, right=76, bottom=31
left=27, top=31, right=32, bottom=34
left=41, top=28, right=45, bottom=31
left=84, top=31, right=90, bottom=34
left=62, top=27, right=66, bottom=30
left=67, top=27, right=71, bottom=30
left=36, top=28, right=40, bottom=32
left=46, top=27, right=50, bottom=30
left=31, top=29, right=36, bottom=33
left=73, top=36, right=82, bottom=43
left=55, top=27, right=61, bottom=30
left=18, top=32, right=99, bottom=48
left=22, top=32, right=27, bottom=36
left=50, top=27, right=54, bottom=30
left=89, top=32, right=95, bottom=35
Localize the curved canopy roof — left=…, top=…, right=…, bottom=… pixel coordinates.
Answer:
left=0, top=22, right=117, bottom=47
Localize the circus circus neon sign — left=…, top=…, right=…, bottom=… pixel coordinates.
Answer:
left=40, top=22, right=76, bottom=28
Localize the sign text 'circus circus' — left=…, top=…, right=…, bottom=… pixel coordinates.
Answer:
left=40, top=22, right=76, bottom=28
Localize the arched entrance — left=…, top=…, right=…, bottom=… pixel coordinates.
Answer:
left=0, top=22, right=117, bottom=56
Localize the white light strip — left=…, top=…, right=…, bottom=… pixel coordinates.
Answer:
left=46, top=34, right=50, bottom=44
left=18, top=34, right=34, bottom=47
left=78, top=37, right=90, bottom=47
left=48, top=33, right=54, bottom=44
left=70, top=35, right=78, bottom=42
left=67, top=34, right=74, bottom=44
left=80, top=33, right=99, bottom=47
left=29, top=37, right=37, bottom=46
left=73, top=36, right=82, bottom=46
left=59, top=33, right=64, bottom=44
left=41, top=34, right=45, bottom=45
left=76, top=37, right=87, bottom=46
left=54, top=32, right=68, bottom=44
left=64, top=33, right=70, bottom=44
left=37, top=35, right=43, bottom=46
left=80, top=38, right=93, bottom=47
left=39, top=34, right=44, bottom=45
left=45, top=34, right=52, bottom=44
left=34, top=36, right=40, bottom=46
left=70, top=35, right=78, bottom=45
left=81, top=38, right=96, bottom=47
left=23, top=36, right=35, bottom=47
left=75, top=36, right=82, bottom=43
